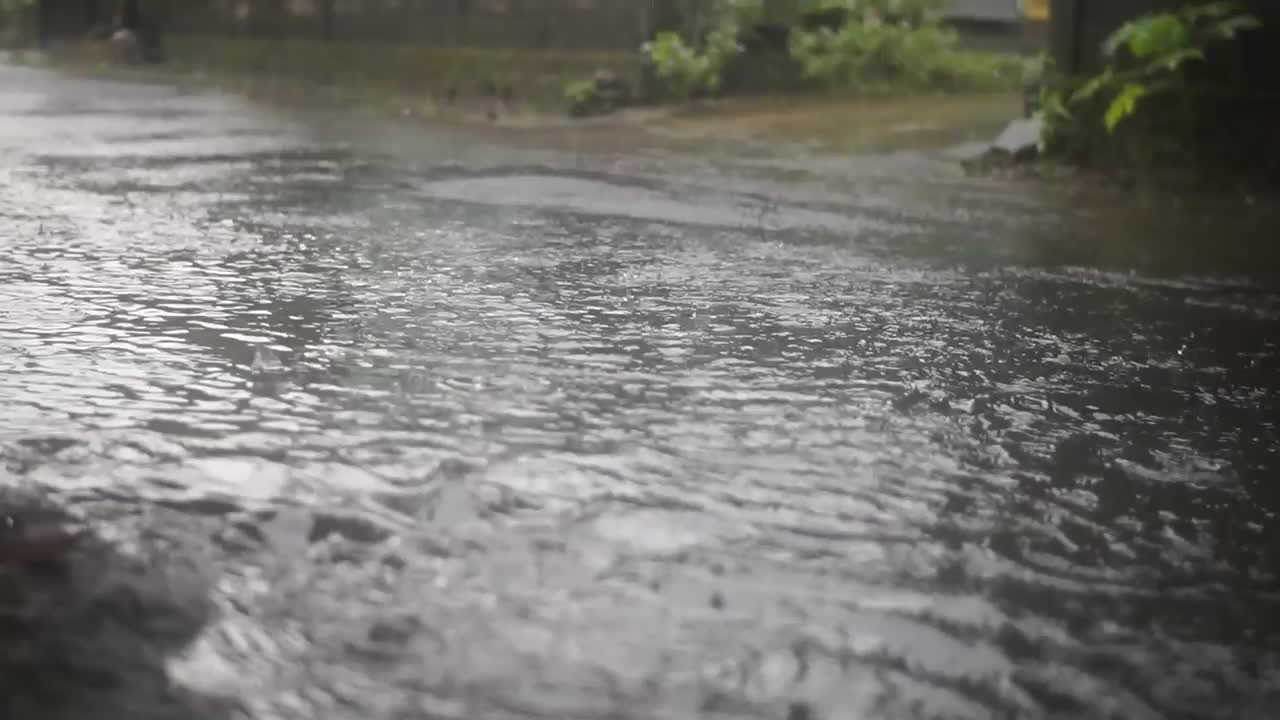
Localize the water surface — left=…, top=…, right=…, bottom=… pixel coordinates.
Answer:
left=2, top=64, right=1279, bottom=720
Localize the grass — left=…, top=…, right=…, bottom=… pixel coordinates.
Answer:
left=32, top=32, right=1026, bottom=160
left=657, top=92, right=1022, bottom=153
left=50, top=34, right=645, bottom=116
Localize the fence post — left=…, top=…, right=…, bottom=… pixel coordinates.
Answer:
left=1049, top=0, right=1081, bottom=74
left=638, top=0, right=651, bottom=48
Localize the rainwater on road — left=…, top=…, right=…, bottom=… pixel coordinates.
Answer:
left=2, top=64, right=1279, bottom=720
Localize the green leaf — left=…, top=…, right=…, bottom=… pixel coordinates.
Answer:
left=1043, top=92, right=1069, bottom=122
left=1070, top=67, right=1115, bottom=103
left=1103, top=18, right=1145, bottom=57
left=1128, top=15, right=1188, bottom=59
left=1156, top=47, right=1204, bottom=71
left=1103, top=11, right=1195, bottom=59
left=1186, top=1, right=1240, bottom=21
left=1212, top=14, right=1262, bottom=39
left=1104, top=83, right=1148, bottom=133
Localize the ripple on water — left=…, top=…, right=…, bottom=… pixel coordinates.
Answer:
left=3, top=64, right=1280, bottom=720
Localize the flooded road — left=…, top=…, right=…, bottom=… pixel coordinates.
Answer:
left=2, top=64, right=1280, bottom=720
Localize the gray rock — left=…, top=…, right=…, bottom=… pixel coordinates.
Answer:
left=591, top=68, right=630, bottom=105
left=954, top=116, right=1045, bottom=173
left=110, top=28, right=142, bottom=65
left=943, top=140, right=993, bottom=163
left=991, top=116, right=1044, bottom=161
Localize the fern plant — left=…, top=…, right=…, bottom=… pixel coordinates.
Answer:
left=1069, top=1, right=1260, bottom=133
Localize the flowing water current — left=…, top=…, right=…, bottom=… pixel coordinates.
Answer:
left=1, top=64, right=1279, bottom=720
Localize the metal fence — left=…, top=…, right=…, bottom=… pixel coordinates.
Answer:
left=167, top=0, right=677, bottom=52
left=47, top=0, right=1040, bottom=53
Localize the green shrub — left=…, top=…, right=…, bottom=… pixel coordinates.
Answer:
left=645, top=32, right=716, bottom=100
left=645, top=0, right=1025, bottom=100
left=787, top=0, right=1023, bottom=94
left=1083, top=1, right=1256, bottom=131
left=1039, top=1, right=1261, bottom=157
left=932, top=50, right=1026, bottom=92
left=642, top=0, right=763, bottom=101
left=564, top=79, right=597, bottom=105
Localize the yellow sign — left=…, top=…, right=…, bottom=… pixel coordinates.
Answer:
left=1025, top=0, right=1050, bottom=21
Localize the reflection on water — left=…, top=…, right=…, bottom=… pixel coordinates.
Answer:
left=2, top=63, right=1279, bottom=719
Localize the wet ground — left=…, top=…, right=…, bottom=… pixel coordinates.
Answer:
left=2, top=63, right=1280, bottom=720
